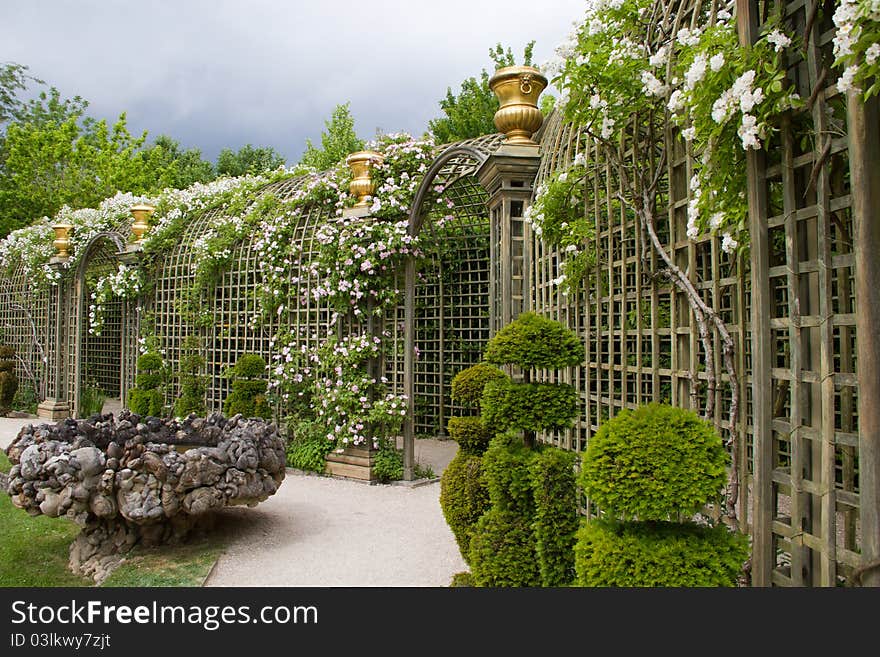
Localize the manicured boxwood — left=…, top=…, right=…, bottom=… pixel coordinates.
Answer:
left=468, top=508, right=542, bottom=587
left=480, top=433, right=536, bottom=515
left=447, top=416, right=493, bottom=456
left=128, top=352, right=165, bottom=417
left=223, top=353, right=271, bottom=419
left=0, top=345, right=18, bottom=415
left=175, top=351, right=206, bottom=418
left=483, top=312, right=584, bottom=369
left=579, top=403, right=727, bottom=520
left=439, top=452, right=490, bottom=561
left=574, top=519, right=750, bottom=587
left=530, top=446, right=578, bottom=587
left=450, top=363, right=508, bottom=409
left=481, top=378, right=579, bottom=433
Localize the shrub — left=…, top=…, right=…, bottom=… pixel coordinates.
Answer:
left=468, top=509, right=541, bottom=587
left=580, top=403, right=727, bottom=520
left=128, top=351, right=165, bottom=417
left=447, top=416, right=493, bottom=456
left=481, top=433, right=536, bottom=515
left=483, top=312, right=584, bottom=369
left=439, top=452, right=490, bottom=561
left=174, top=350, right=206, bottom=418
left=11, top=380, right=38, bottom=414
left=450, top=363, right=508, bottom=409
left=373, top=439, right=403, bottom=483
left=574, top=519, right=750, bottom=587
left=0, top=345, right=18, bottom=415
left=223, top=353, right=271, bottom=419
left=449, top=571, right=475, bottom=587
left=481, top=378, right=579, bottom=433
left=285, top=417, right=332, bottom=473
left=530, top=447, right=578, bottom=587
left=79, top=384, right=105, bottom=418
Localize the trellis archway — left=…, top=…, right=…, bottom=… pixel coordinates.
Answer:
left=72, top=232, right=133, bottom=417
left=401, top=137, right=500, bottom=479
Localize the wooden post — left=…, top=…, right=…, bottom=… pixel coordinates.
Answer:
left=403, top=256, right=416, bottom=481
left=737, top=0, right=774, bottom=586
left=847, top=91, right=880, bottom=587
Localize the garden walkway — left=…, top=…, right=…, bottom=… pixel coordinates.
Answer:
left=0, top=417, right=466, bottom=587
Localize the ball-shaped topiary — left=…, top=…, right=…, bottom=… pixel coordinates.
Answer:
left=451, top=363, right=508, bottom=409
left=484, top=312, right=584, bottom=369
left=447, top=416, right=494, bottom=455
left=580, top=403, right=727, bottom=521
left=574, top=519, right=750, bottom=587
left=468, top=508, right=542, bottom=587
left=439, top=452, right=490, bottom=562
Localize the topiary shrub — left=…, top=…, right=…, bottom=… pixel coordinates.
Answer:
left=223, top=353, right=271, bottom=419
left=484, top=311, right=584, bottom=370
left=481, top=378, right=579, bottom=433
left=530, top=447, right=578, bottom=587
left=440, top=452, right=490, bottom=561
left=174, top=344, right=206, bottom=418
left=0, top=345, right=18, bottom=416
left=451, top=363, right=508, bottom=409
left=447, top=416, right=493, bottom=456
left=574, top=519, right=750, bottom=587
left=480, top=433, right=536, bottom=515
left=128, top=352, right=165, bottom=417
left=580, top=403, right=727, bottom=520
left=468, top=508, right=542, bottom=587
left=450, top=571, right=475, bottom=587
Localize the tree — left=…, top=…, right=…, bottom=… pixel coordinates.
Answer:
left=216, top=144, right=285, bottom=177
left=133, top=135, right=214, bottom=191
left=428, top=41, right=536, bottom=145
left=0, top=62, right=42, bottom=126
left=297, top=102, right=363, bottom=171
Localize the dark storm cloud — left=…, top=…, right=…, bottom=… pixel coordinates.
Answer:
left=2, top=0, right=584, bottom=163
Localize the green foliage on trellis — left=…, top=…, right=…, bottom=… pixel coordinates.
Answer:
left=439, top=452, right=490, bottom=562
left=128, top=351, right=165, bottom=417
left=574, top=519, right=749, bottom=587
left=450, top=363, right=507, bottom=409
left=483, top=312, right=584, bottom=369
left=481, top=378, right=579, bottom=433
left=530, top=447, right=578, bottom=587
left=579, top=403, right=727, bottom=521
left=223, top=354, right=271, bottom=419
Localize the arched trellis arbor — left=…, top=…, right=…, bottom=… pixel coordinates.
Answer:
left=400, top=138, right=500, bottom=479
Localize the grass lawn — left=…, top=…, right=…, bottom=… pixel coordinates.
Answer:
left=1, top=451, right=224, bottom=587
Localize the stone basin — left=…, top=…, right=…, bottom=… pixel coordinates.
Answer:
left=2, top=411, right=286, bottom=582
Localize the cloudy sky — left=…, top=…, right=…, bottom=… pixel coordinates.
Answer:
left=3, top=0, right=584, bottom=163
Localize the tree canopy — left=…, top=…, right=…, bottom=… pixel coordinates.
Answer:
left=297, top=102, right=363, bottom=172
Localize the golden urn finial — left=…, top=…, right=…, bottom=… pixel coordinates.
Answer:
left=130, top=204, right=155, bottom=243
left=489, top=65, right=548, bottom=145
left=51, top=222, right=73, bottom=258
left=346, top=151, right=384, bottom=208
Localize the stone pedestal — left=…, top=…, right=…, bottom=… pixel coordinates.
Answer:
left=325, top=446, right=377, bottom=482
left=37, top=398, right=70, bottom=420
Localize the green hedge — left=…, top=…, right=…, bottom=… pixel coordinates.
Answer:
left=450, top=364, right=508, bottom=409
left=481, top=379, right=579, bottom=433
left=574, top=519, right=749, bottom=587
left=439, top=452, right=490, bottom=562
left=530, top=447, right=578, bottom=587
left=579, top=403, right=727, bottom=520
left=448, top=416, right=494, bottom=456
left=468, top=509, right=541, bottom=587
left=481, top=434, right=536, bottom=514
left=484, top=312, right=584, bottom=369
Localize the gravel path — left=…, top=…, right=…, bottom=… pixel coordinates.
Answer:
left=0, top=417, right=466, bottom=587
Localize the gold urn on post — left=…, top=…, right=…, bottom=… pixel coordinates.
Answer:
left=129, top=203, right=155, bottom=243
left=489, top=65, right=548, bottom=145
left=51, top=222, right=73, bottom=258
left=346, top=150, right=384, bottom=208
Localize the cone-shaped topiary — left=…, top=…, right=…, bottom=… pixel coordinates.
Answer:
left=484, top=312, right=584, bottom=369
left=0, top=345, right=18, bottom=415
left=128, top=352, right=165, bottom=417
left=579, top=403, right=727, bottom=520
left=439, top=452, right=490, bottom=562
left=450, top=363, right=508, bottom=409
left=223, top=353, right=271, bottom=419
